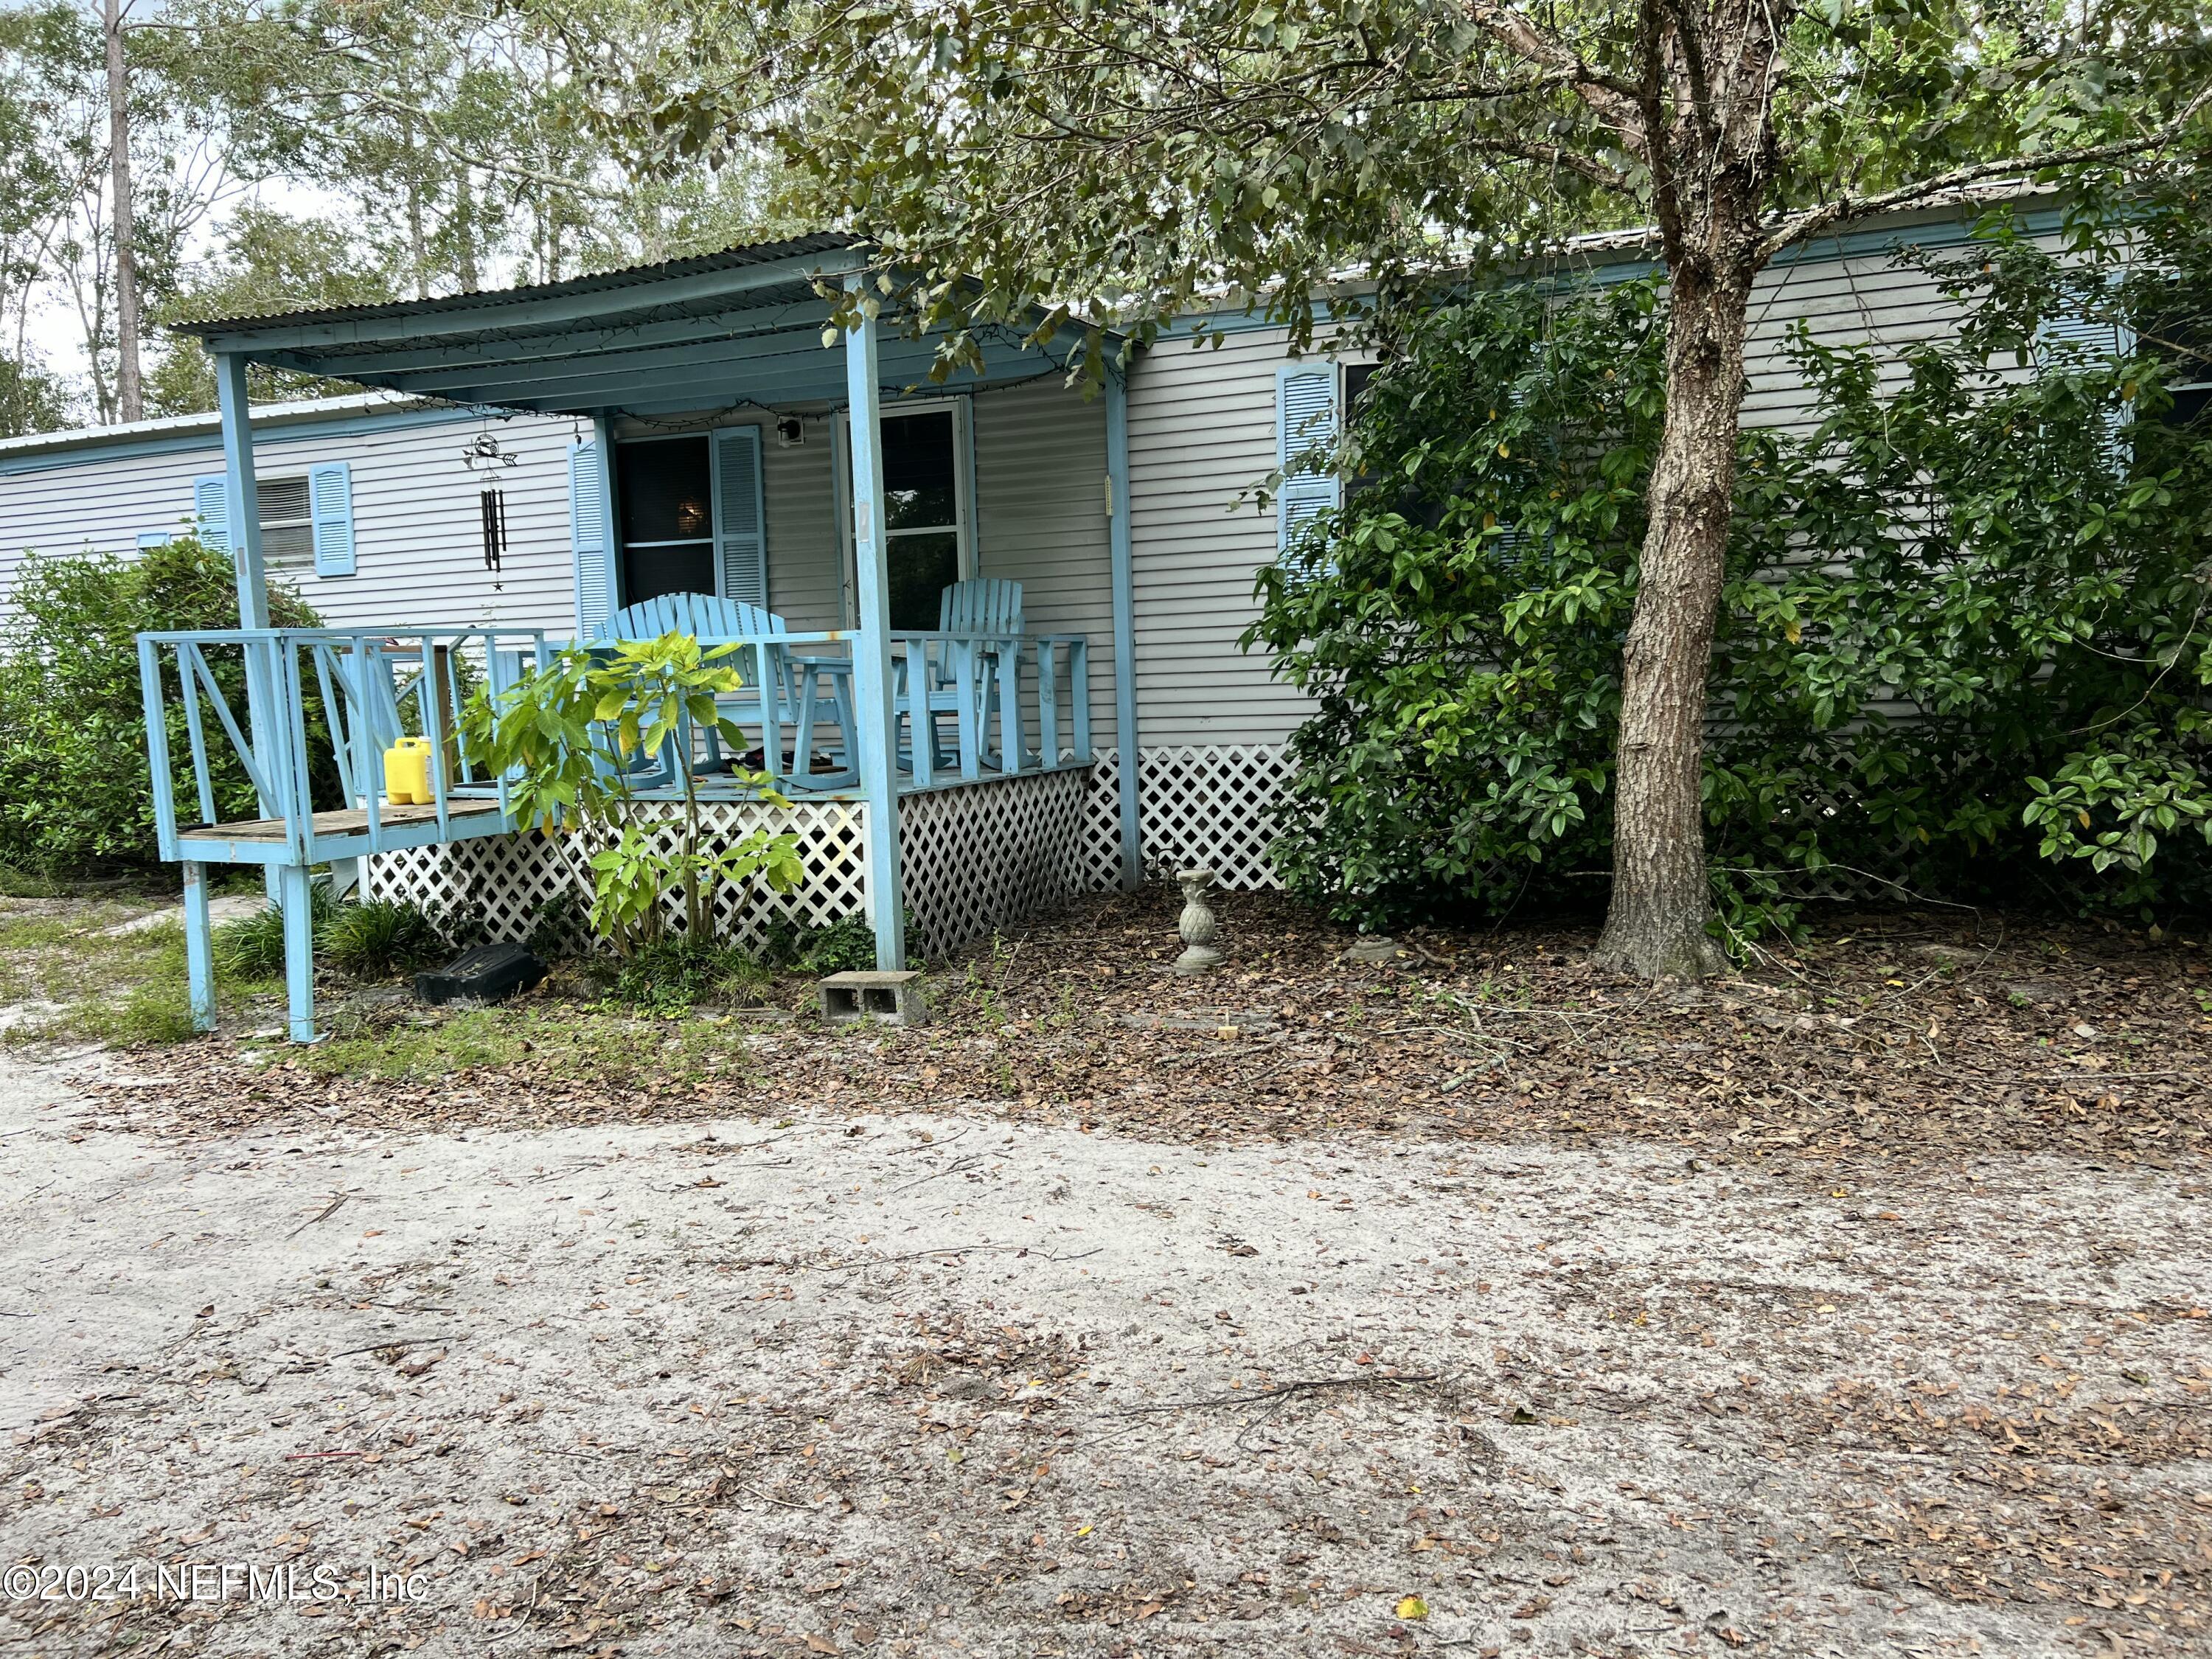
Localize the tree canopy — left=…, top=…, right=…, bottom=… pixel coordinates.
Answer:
left=543, top=0, right=2212, bottom=362
left=0, top=0, right=796, bottom=433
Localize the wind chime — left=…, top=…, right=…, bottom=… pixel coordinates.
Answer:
left=459, top=429, right=521, bottom=588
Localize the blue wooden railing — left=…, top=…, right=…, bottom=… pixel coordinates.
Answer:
left=137, top=625, right=1095, bottom=863
left=134, top=622, right=1091, bottom=1041
left=888, top=630, right=1091, bottom=787
left=136, top=626, right=551, bottom=867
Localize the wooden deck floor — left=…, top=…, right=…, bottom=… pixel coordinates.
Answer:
left=179, top=799, right=504, bottom=845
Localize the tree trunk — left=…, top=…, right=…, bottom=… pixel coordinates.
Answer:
left=456, top=167, right=480, bottom=293
left=1590, top=263, right=1754, bottom=981
left=401, top=108, right=429, bottom=301
left=102, top=0, right=142, bottom=424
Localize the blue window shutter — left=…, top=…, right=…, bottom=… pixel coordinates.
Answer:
left=308, top=460, right=356, bottom=576
left=712, top=424, right=767, bottom=608
left=568, top=439, right=614, bottom=635
left=192, top=474, right=229, bottom=552
left=2036, top=278, right=2133, bottom=460
left=1276, top=364, right=1340, bottom=552
left=2037, top=307, right=2122, bottom=361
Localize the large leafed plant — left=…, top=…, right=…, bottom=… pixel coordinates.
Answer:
left=460, top=632, right=804, bottom=954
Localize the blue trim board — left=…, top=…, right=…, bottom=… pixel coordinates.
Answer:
left=0, top=403, right=509, bottom=479
left=1103, top=367, right=1141, bottom=889
left=192, top=248, right=872, bottom=358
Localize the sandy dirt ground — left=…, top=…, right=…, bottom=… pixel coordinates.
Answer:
left=1, top=1049, right=2208, bottom=1659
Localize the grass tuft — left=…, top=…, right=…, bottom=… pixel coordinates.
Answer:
left=321, top=900, right=445, bottom=981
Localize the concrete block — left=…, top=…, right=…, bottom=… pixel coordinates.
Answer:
left=819, top=969, right=926, bottom=1027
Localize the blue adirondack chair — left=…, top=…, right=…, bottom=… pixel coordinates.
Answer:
left=894, top=579, right=1025, bottom=773
left=594, top=594, right=857, bottom=789
left=940, top=577, right=1023, bottom=640
left=941, top=578, right=1023, bottom=767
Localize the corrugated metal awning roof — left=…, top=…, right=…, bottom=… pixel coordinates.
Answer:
left=162, top=231, right=1102, bottom=420
left=169, top=232, right=868, bottom=337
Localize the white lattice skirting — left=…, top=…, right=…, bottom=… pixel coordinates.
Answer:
left=363, top=799, right=869, bottom=956
left=364, top=746, right=1300, bottom=959
left=900, top=769, right=1091, bottom=959
left=364, top=769, right=1099, bottom=962
left=1079, top=743, right=1293, bottom=892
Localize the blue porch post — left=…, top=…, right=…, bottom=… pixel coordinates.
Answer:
left=215, top=354, right=271, bottom=630
left=181, top=861, right=216, bottom=1031
left=844, top=282, right=907, bottom=970
left=279, top=861, right=317, bottom=1042
left=216, top=352, right=285, bottom=914
left=218, top=352, right=314, bottom=1036
left=1104, top=367, right=1142, bottom=890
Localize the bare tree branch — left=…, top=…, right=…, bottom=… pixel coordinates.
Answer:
left=1450, top=0, right=1646, bottom=149
left=1756, top=83, right=2212, bottom=264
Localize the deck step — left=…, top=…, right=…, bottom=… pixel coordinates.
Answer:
left=178, top=799, right=503, bottom=844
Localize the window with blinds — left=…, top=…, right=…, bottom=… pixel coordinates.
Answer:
left=257, top=476, right=315, bottom=572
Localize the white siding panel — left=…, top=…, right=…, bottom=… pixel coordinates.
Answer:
left=0, top=445, right=209, bottom=605
left=0, top=409, right=582, bottom=636
left=972, top=378, right=1116, bottom=748
left=1121, top=217, right=2069, bottom=745
left=1125, top=327, right=1319, bottom=745
left=762, top=420, right=843, bottom=630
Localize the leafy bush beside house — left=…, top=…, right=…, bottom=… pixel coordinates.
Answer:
left=0, top=536, right=327, bottom=878
left=1248, top=209, right=2212, bottom=938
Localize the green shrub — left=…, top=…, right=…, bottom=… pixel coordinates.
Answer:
left=209, top=880, right=338, bottom=979
left=210, top=902, right=289, bottom=980
left=796, top=917, right=877, bottom=974
left=759, top=915, right=879, bottom=974
left=321, top=899, right=445, bottom=980
left=1247, top=198, right=2212, bottom=937
left=211, top=886, right=449, bottom=982
left=0, top=536, right=326, bottom=876
left=606, top=938, right=773, bottom=1014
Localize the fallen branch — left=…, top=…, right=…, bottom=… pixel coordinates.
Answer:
left=741, top=1483, right=824, bottom=1511
left=287, top=1192, right=353, bottom=1238
left=326, top=1335, right=462, bottom=1360
left=1116, top=1371, right=1441, bottom=1416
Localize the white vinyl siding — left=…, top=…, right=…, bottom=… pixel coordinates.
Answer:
left=970, top=376, right=1116, bottom=749
left=762, top=414, right=843, bottom=630
left=1121, top=209, right=2072, bottom=745
left=1, top=406, right=582, bottom=632
left=1126, top=327, right=1317, bottom=745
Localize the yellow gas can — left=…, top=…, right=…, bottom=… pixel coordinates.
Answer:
left=383, top=737, right=436, bottom=804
